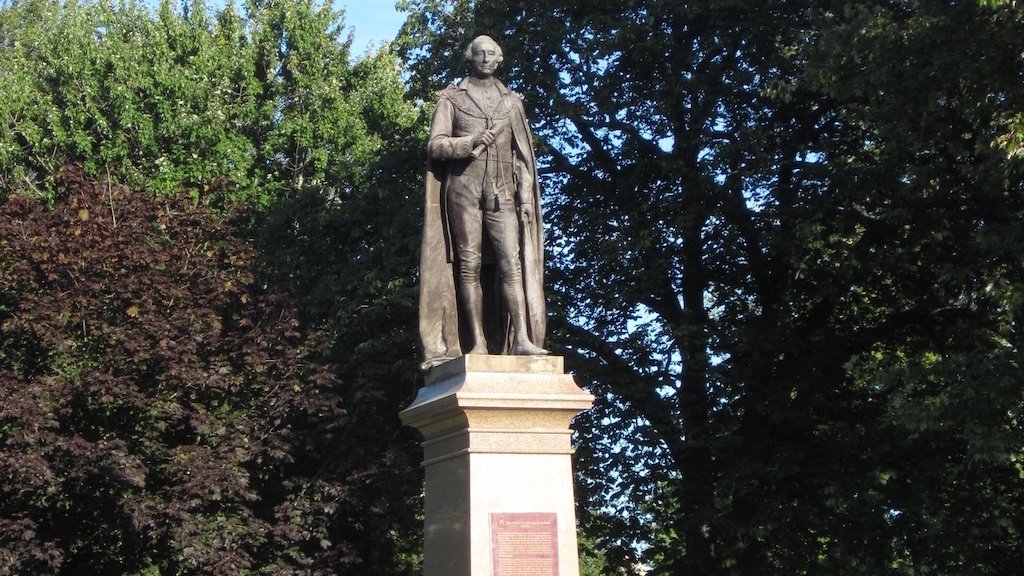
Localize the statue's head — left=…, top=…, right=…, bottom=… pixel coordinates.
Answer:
left=464, top=35, right=504, bottom=78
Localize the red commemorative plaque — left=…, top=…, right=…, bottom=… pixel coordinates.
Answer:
left=490, top=512, right=559, bottom=576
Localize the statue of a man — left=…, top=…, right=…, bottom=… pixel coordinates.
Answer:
left=418, top=35, right=548, bottom=370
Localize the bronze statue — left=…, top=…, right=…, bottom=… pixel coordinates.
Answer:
left=419, top=35, right=548, bottom=370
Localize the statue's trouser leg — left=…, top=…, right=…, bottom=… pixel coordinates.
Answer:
left=458, top=281, right=488, bottom=354
left=448, top=189, right=489, bottom=354
left=482, top=203, right=534, bottom=347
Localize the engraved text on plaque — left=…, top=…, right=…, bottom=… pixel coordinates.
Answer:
left=490, top=512, right=559, bottom=576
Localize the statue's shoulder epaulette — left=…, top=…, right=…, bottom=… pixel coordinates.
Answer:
left=436, top=84, right=460, bottom=99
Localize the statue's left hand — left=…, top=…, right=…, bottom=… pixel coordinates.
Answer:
left=519, top=202, right=533, bottom=224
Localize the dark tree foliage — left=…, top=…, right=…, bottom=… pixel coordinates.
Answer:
left=0, top=166, right=417, bottom=575
left=398, top=1, right=1024, bottom=574
left=250, top=111, right=428, bottom=576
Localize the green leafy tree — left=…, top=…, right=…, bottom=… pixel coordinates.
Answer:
left=397, top=1, right=1024, bottom=574
left=0, top=0, right=420, bottom=208
left=0, top=0, right=254, bottom=201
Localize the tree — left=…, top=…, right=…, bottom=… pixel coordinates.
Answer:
left=0, top=0, right=428, bottom=387
left=783, top=3, right=1024, bottom=573
left=397, top=1, right=1024, bottom=574
left=0, top=0, right=255, bottom=201
left=1, top=1, right=427, bottom=573
left=0, top=0, right=419, bottom=208
left=0, top=165, right=401, bottom=574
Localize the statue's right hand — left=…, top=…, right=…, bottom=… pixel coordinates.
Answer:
left=472, top=129, right=496, bottom=149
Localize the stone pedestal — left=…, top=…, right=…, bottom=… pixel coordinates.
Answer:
left=400, top=355, right=594, bottom=576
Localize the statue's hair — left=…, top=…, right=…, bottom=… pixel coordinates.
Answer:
left=464, top=35, right=504, bottom=65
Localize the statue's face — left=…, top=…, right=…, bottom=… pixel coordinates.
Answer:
left=468, top=38, right=500, bottom=79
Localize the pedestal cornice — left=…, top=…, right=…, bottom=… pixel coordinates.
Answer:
left=401, top=355, right=594, bottom=456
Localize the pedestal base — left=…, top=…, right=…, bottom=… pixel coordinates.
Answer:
left=401, top=355, right=594, bottom=576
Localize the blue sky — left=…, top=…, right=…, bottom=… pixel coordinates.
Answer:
left=340, top=2, right=408, bottom=55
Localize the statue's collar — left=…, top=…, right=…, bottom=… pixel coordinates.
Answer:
left=455, top=77, right=511, bottom=94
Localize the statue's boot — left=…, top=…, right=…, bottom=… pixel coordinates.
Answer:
left=512, top=339, right=549, bottom=356
left=460, top=282, right=489, bottom=355
left=505, top=284, right=548, bottom=356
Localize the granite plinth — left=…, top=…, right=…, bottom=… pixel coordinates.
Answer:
left=401, top=355, right=593, bottom=576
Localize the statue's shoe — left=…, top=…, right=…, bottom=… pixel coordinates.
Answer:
left=512, top=342, right=549, bottom=356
